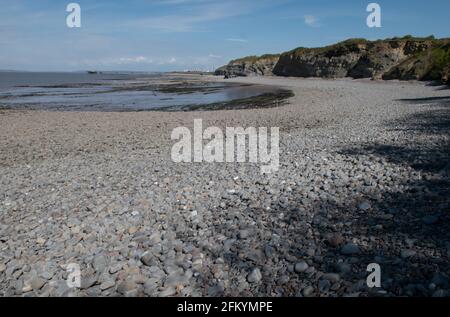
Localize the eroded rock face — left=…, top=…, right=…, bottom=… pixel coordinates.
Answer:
left=383, top=42, right=450, bottom=83
left=216, top=37, right=449, bottom=83
left=273, top=39, right=437, bottom=79
left=215, top=55, right=279, bottom=77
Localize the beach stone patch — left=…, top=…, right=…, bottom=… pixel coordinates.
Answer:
left=117, top=280, right=138, bottom=296
left=0, top=76, right=448, bottom=297
left=358, top=201, right=372, bottom=211
left=294, top=261, right=309, bottom=273
left=400, top=250, right=417, bottom=259
left=247, top=268, right=262, bottom=284
left=341, top=243, right=360, bottom=255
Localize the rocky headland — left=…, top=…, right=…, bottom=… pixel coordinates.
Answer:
left=215, top=54, right=280, bottom=78
left=216, top=36, right=450, bottom=84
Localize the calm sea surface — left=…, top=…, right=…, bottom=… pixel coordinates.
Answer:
left=0, top=72, right=280, bottom=111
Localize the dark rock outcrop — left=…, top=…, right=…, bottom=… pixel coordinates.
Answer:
left=215, top=54, right=279, bottom=77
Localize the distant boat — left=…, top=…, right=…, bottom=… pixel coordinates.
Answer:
left=87, top=71, right=101, bottom=74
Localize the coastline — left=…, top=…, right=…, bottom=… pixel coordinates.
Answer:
left=0, top=76, right=449, bottom=297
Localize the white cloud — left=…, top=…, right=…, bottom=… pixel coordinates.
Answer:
left=124, top=0, right=276, bottom=32
left=118, top=56, right=150, bottom=64
left=78, top=56, right=156, bottom=66
left=304, top=15, right=319, bottom=27
left=75, top=55, right=222, bottom=68
left=226, top=38, right=248, bottom=43
left=126, top=5, right=241, bottom=32
left=152, top=0, right=216, bottom=5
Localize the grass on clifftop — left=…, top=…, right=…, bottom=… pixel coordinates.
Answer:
left=286, top=36, right=448, bottom=58
left=386, top=35, right=437, bottom=41
left=229, top=54, right=280, bottom=64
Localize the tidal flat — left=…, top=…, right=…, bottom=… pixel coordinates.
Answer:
left=0, top=72, right=292, bottom=112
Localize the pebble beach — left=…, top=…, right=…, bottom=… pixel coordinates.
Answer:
left=0, top=76, right=449, bottom=297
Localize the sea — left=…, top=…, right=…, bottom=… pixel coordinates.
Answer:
left=0, top=71, right=279, bottom=111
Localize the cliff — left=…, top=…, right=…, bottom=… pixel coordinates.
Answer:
left=216, top=36, right=450, bottom=83
left=383, top=42, right=450, bottom=83
left=214, top=54, right=279, bottom=77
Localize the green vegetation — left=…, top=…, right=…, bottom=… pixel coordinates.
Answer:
left=424, top=43, right=450, bottom=81
left=229, top=54, right=280, bottom=64
left=286, top=36, right=448, bottom=57
left=385, top=35, right=435, bottom=41
left=383, top=42, right=450, bottom=82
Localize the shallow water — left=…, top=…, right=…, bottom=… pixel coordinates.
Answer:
left=0, top=72, right=283, bottom=111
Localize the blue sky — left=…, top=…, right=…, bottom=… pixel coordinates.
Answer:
left=0, top=0, right=449, bottom=71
